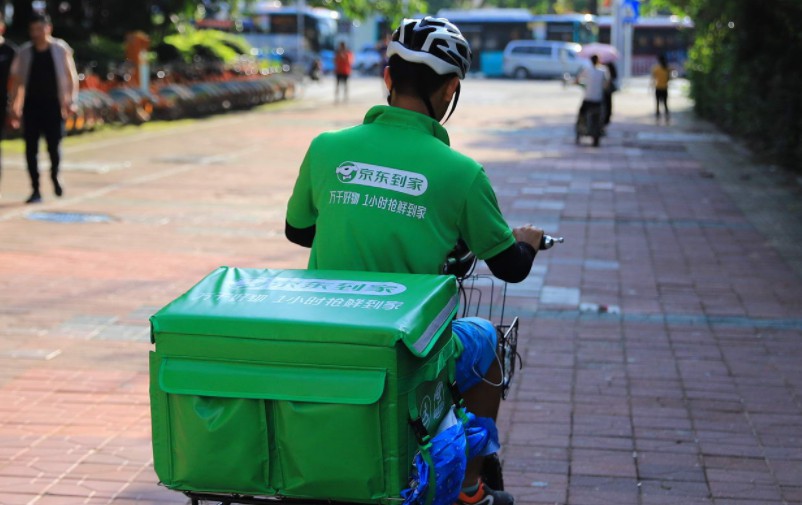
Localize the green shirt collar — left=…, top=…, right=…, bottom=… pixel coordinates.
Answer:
left=363, top=105, right=451, bottom=146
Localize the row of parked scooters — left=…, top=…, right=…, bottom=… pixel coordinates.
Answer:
left=54, top=74, right=296, bottom=135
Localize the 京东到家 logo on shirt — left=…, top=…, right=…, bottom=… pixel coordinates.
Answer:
left=336, top=161, right=428, bottom=197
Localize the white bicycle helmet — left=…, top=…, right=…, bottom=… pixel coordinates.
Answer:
left=387, top=17, right=472, bottom=79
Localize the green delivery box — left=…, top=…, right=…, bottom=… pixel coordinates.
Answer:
left=149, top=267, right=459, bottom=502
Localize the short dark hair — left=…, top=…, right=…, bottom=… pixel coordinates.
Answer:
left=590, top=54, right=599, bottom=65
left=29, top=12, right=52, bottom=25
left=388, top=55, right=453, bottom=99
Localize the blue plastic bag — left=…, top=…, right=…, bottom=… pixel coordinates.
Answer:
left=400, top=452, right=431, bottom=505
left=464, top=411, right=500, bottom=459
left=402, top=409, right=500, bottom=505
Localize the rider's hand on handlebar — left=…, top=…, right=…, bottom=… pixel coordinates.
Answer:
left=513, top=225, right=545, bottom=251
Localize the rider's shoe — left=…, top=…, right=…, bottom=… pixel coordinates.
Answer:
left=456, top=480, right=514, bottom=505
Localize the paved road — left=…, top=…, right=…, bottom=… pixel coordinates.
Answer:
left=1, top=76, right=801, bottom=505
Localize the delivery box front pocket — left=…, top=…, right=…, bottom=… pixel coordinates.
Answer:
left=151, top=354, right=388, bottom=499
left=168, top=395, right=270, bottom=493
left=273, top=400, right=385, bottom=499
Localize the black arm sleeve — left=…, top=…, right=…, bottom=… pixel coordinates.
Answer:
left=485, top=241, right=537, bottom=283
left=285, top=220, right=316, bottom=248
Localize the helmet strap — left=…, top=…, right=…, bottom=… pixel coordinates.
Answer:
left=441, top=82, right=461, bottom=125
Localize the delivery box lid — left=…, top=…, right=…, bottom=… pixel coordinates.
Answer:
left=151, top=267, right=458, bottom=357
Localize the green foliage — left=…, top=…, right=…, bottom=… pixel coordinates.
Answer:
left=426, top=0, right=472, bottom=14
left=70, top=35, right=126, bottom=67
left=641, top=0, right=691, bottom=16
left=164, top=28, right=253, bottom=64
left=306, top=0, right=428, bottom=24
left=681, top=0, right=802, bottom=169
left=308, top=0, right=574, bottom=20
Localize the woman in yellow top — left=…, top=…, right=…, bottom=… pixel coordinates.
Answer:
left=651, top=54, right=671, bottom=120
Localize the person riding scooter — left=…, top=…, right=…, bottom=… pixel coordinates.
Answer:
left=286, top=17, right=546, bottom=505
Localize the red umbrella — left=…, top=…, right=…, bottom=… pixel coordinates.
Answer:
left=578, top=43, right=619, bottom=63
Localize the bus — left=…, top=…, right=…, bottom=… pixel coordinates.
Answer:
left=436, top=9, right=534, bottom=75
left=598, top=16, right=694, bottom=75
left=199, top=5, right=341, bottom=72
left=530, top=14, right=599, bottom=45
left=436, top=9, right=598, bottom=76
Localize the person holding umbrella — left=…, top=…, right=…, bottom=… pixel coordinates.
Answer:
left=603, top=60, right=618, bottom=125
left=578, top=43, right=619, bottom=127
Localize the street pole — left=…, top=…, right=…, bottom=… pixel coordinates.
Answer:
left=297, top=0, right=306, bottom=77
left=611, top=0, right=623, bottom=77
left=610, top=0, right=633, bottom=85
left=139, top=50, right=150, bottom=94
left=623, top=20, right=633, bottom=80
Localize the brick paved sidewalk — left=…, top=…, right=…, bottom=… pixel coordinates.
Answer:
left=482, top=80, right=802, bottom=505
left=0, top=77, right=800, bottom=505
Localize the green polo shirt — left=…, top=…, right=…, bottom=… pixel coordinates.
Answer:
left=286, top=105, right=515, bottom=275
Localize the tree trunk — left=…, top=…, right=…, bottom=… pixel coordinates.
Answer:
left=7, top=0, right=34, bottom=40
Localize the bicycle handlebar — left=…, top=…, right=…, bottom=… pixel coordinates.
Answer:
left=443, top=234, right=564, bottom=277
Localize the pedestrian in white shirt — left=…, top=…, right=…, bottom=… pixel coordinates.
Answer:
left=575, top=54, right=610, bottom=144
left=577, top=54, right=610, bottom=108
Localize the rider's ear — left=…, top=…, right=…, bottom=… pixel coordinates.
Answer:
left=383, top=66, right=393, bottom=93
left=442, top=76, right=460, bottom=103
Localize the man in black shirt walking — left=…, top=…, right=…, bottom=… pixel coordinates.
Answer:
left=10, top=12, right=78, bottom=204
left=0, top=12, right=17, bottom=198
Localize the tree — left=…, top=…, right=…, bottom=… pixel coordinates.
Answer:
left=654, top=0, right=802, bottom=169
left=52, top=0, right=151, bottom=42
left=306, top=0, right=428, bottom=23
left=2, top=0, right=197, bottom=42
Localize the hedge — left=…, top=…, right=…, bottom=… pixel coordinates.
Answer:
left=686, top=0, right=802, bottom=169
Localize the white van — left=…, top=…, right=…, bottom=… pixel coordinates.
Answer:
left=502, top=40, right=585, bottom=80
